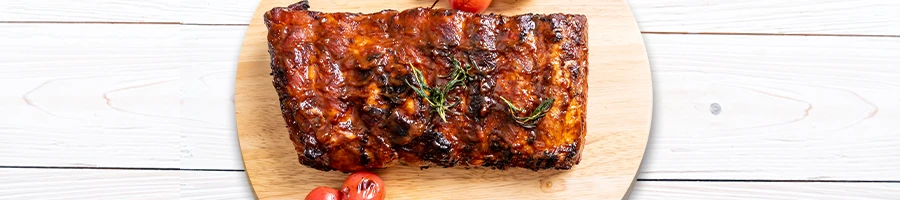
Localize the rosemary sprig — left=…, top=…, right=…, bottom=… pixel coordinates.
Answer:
left=500, top=96, right=555, bottom=128
left=405, top=57, right=472, bottom=122
left=440, top=57, right=473, bottom=82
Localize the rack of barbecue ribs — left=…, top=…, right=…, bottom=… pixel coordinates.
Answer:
left=264, top=1, right=589, bottom=172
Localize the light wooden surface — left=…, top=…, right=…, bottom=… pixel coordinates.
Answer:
left=234, top=0, right=651, bottom=199
left=0, top=0, right=898, bottom=199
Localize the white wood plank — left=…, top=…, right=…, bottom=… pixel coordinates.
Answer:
left=630, top=0, right=900, bottom=35
left=181, top=25, right=248, bottom=170
left=179, top=27, right=900, bottom=180
left=180, top=170, right=255, bottom=200
left=641, top=34, right=900, bottom=180
left=178, top=0, right=900, bottom=35
left=0, top=0, right=179, bottom=22
left=0, top=168, right=180, bottom=199
left=180, top=0, right=260, bottom=25
left=629, top=181, right=900, bottom=200
left=0, top=169, right=255, bottom=200
left=0, top=24, right=180, bottom=168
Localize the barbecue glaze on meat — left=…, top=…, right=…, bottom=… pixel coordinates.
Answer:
left=264, top=1, right=589, bottom=172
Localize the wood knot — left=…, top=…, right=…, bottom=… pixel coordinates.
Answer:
left=710, top=103, right=722, bottom=115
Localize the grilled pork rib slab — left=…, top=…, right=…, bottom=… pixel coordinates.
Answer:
left=264, top=2, right=588, bottom=172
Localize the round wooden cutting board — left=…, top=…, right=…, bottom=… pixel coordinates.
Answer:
left=235, top=0, right=652, bottom=199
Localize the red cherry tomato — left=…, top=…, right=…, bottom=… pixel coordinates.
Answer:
left=305, top=186, right=342, bottom=200
left=449, top=0, right=493, bottom=13
left=341, top=171, right=385, bottom=200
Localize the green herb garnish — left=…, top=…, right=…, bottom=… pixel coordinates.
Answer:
left=500, top=96, right=555, bottom=128
left=405, top=57, right=472, bottom=122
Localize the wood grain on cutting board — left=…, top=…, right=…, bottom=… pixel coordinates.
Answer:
left=235, top=0, right=652, bottom=199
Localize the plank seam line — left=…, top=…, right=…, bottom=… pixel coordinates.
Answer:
left=175, top=24, right=900, bottom=38
left=0, top=166, right=897, bottom=182
left=641, top=31, right=900, bottom=38
left=637, top=179, right=900, bottom=183
left=0, top=21, right=179, bottom=25
left=0, top=165, right=245, bottom=172
left=1, top=21, right=898, bottom=39
left=181, top=23, right=250, bottom=26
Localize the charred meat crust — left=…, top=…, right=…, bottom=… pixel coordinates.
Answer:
left=265, top=1, right=588, bottom=172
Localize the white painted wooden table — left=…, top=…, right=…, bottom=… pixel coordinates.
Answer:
left=1, top=0, right=898, bottom=199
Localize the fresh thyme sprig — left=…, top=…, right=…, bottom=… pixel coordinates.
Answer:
left=500, top=96, right=555, bottom=128
left=405, top=57, right=472, bottom=122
